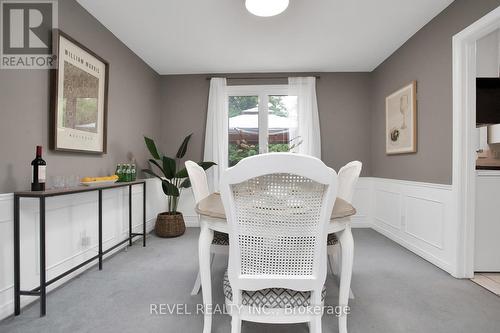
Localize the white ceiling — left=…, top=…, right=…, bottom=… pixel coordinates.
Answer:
left=77, top=0, right=454, bottom=74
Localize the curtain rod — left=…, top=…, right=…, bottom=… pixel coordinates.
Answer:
left=205, top=75, right=320, bottom=80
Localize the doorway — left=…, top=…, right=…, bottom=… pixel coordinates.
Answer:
left=453, top=5, right=500, bottom=279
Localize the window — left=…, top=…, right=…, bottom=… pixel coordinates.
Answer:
left=227, top=85, right=298, bottom=166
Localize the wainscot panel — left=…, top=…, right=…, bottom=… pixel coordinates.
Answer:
left=370, top=178, right=454, bottom=274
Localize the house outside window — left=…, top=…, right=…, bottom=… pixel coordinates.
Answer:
left=227, top=85, right=298, bottom=166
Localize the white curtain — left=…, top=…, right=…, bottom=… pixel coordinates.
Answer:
left=288, top=77, right=321, bottom=159
left=203, top=78, right=228, bottom=192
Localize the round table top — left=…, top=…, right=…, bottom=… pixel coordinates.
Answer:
left=196, top=193, right=355, bottom=234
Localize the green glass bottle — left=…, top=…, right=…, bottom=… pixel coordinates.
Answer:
left=125, top=164, right=132, bottom=182
left=115, top=164, right=122, bottom=182
left=131, top=164, right=137, bottom=181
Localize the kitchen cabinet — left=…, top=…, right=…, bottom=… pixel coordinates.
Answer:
left=488, top=124, right=500, bottom=144
left=475, top=170, right=500, bottom=271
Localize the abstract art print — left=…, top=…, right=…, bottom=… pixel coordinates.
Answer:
left=51, top=30, right=109, bottom=154
left=386, top=81, right=417, bottom=155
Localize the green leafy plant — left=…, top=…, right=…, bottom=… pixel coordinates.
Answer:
left=143, top=134, right=216, bottom=213
left=228, top=133, right=303, bottom=167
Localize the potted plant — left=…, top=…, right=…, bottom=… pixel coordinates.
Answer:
left=143, top=134, right=216, bottom=237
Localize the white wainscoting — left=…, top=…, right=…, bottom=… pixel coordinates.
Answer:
left=176, top=189, right=199, bottom=227
left=349, top=178, right=373, bottom=228
left=370, top=178, right=455, bottom=274
left=0, top=178, right=166, bottom=321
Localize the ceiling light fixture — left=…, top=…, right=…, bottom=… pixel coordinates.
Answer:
left=245, top=0, right=289, bottom=17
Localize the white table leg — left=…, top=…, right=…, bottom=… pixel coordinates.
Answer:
left=338, top=225, right=354, bottom=333
left=199, top=222, right=214, bottom=333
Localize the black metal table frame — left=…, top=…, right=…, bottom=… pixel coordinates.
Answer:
left=13, top=180, right=147, bottom=317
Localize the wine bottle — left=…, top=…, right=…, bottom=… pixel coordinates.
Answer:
left=31, top=145, right=46, bottom=191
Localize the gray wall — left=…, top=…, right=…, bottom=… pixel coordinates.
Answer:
left=0, top=0, right=161, bottom=193
left=3, top=0, right=500, bottom=192
left=159, top=73, right=372, bottom=176
left=159, top=0, right=500, bottom=186
left=159, top=75, right=209, bottom=167
left=370, top=0, right=500, bottom=184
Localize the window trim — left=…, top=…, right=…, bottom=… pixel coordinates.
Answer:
left=226, top=84, right=290, bottom=154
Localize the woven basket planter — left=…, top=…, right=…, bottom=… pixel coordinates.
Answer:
left=155, top=212, right=186, bottom=238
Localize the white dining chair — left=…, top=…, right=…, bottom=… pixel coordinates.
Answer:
left=185, top=160, right=229, bottom=296
left=327, top=161, right=362, bottom=299
left=220, top=153, right=338, bottom=333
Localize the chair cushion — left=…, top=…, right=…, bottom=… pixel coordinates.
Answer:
left=197, top=193, right=226, bottom=218
left=212, top=231, right=229, bottom=245
left=196, top=193, right=356, bottom=220
left=214, top=232, right=338, bottom=246
left=331, top=198, right=356, bottom=219
left=223, top=270, right=326, bottom=308
left=327, top=233, right=339, bottom=246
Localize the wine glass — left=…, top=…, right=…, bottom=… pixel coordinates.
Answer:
left=51, top=176, right=65, bottom=189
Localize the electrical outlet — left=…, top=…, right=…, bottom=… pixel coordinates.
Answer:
left=81, top=231, right=91, bottom=248
left=82, top=236, right=91, bottom=247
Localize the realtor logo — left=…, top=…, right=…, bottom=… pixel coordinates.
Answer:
left=1, top=0, right=57, bottom=69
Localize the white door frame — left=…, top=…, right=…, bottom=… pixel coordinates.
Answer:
left=452, top=6, right=500, bottom=278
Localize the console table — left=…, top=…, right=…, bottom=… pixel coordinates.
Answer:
left=13, top=180, right=147, bottom=317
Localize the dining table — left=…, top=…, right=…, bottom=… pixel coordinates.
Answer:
left=195, top=193, right=355, bottom=333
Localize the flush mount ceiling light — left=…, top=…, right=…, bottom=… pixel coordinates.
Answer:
left=245, top=0, right=289, bottom=17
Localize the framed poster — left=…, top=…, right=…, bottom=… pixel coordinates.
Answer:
left=51, top=30, right=109, bottom=154
left=385, top=81, right=417, bottom=155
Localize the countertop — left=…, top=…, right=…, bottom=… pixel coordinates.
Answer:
left=476, top=165, right=500, bottom=170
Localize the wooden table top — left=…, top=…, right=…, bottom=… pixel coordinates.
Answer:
left=195, top=192, right=357, bottom=220
left=14, top=180, right=146, bottom=198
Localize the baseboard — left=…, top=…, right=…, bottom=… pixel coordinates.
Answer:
left=350, top=220, right=372, bottom=228
left=184, top=215, right=199, bottom=227
left=372, top=224, right=452, bottom=273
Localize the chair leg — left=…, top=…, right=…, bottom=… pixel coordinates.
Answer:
left=190, top=271, right=201, bottom=295
left=327, top=254, right=334, bottom=275
left=338, top=225, right=354, bottom=333
left=328, top=250, right=340, bottom=276
left=349, top=288, right=355, bottom=299
left=199, top=224, right=214, bottom=333
left=334, top=245, right=355, bottom=299
left=231, top=316, right=242, bottom=333
left=309, top=316, right=322, bottom=333
left=191, top=253, right=216, bottom=295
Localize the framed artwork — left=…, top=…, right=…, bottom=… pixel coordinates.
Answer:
left=51, top=30, right=109, bottom=154
left=385, top=81, right=417, bottom=155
